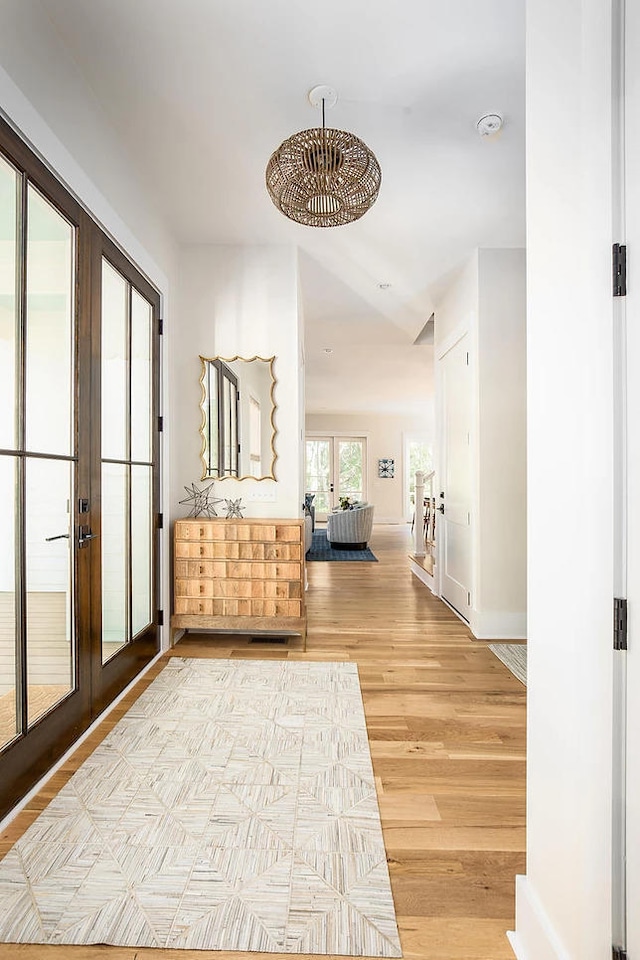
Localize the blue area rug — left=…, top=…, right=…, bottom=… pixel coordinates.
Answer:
left=306, top=529, right=378, bottom=562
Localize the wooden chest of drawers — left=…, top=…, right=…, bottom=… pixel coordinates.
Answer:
left=171, top=518, right=306, bottom=647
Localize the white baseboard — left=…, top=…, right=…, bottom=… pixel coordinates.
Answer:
left=469, top=609, right=527, bottom=640
left=509, top=875, right=571, bottom=960
left=409, top=558, right=436, bottom=593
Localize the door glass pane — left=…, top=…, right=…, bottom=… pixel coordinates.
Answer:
left=101, top=259, right=128, bottom=460
left=305, top=439, right=331, bottom=515
left=131, top=288, right=152, bottom=463
left=25, top=185, right=74, bottom=456
left=102, top=462, right=128, bottom=662
left=0, top=155, right=18, bottom=450
left=0, top=456, right=17, bottom=747
left=223, top=377, right=232, bottom=475
left=131, top=465, right=152, bottom=637
left=230, top=381, right=238, bottom=476
left=207, top=364, right=218, bottom=475
left=249, top=397, right=261, bottom=477
left=26, top=458, right=74, bottom=727
left=338, top=440, right=364, bottom=501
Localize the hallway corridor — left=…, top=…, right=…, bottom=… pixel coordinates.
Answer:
left=0, top=524, right=526, bottom=960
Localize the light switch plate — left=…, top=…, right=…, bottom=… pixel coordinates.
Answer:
left=247, top=486, right=277, bottom=502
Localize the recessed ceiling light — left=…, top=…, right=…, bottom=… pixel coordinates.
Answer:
left=378, top=283, right=392, bottom=290
left=323, top=348, right=333, bottom=354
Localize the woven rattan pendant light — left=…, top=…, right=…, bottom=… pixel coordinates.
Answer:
left=265, top=86, right=382, bottom=228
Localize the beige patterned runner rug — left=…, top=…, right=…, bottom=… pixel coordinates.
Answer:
left=0, top=658, right=401, bottom=956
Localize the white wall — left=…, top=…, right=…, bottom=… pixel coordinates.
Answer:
left=511, top=1, right=614, bottom=958
left=0, top=4, right=175, bottom=277
left=172, top=245, right=303, bottom=521
left=433, top=252, right=479, bottom=345
left=305, top=413, right=433, bottom=523
left=476, top=247, right=527, bottom=625
left=434, top=247, right=526, bottom=639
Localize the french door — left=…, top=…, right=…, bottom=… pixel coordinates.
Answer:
left=305, top=436, right=366, bottom=521
left=0, top=118, right=160, bottom=818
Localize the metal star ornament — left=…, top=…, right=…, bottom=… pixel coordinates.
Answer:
left=225, top=498, right=245, bottom=519
left=179, top=482, right=224, bottom=518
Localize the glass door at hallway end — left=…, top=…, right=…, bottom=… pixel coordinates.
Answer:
left=305, top=437, right=366, bottom=522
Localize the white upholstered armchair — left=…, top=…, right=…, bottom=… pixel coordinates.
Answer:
left=326, top=504, right=374, bottom=550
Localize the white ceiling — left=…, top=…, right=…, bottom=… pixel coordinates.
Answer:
left=35, top=0, right=525, bottom=416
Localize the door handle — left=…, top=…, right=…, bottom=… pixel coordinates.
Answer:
left=78, top=527, right=98, bottom=547
left=45, top=533, right=70, bottom=541
left=438, top=504, right=445, bottom=514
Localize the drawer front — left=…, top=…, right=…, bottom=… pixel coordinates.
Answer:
left=175, top=576, right=302, bottom=601
left=176, top=542, right=301, bottom=564
left=256, top=599, right=302, bottom=617
left=175, top=559, right=238, bottom=578
left=174, top=597, right=301, bottom=618
left=223, top=561, right=301, bottom=580
left=175, top=560, right=213, bottom=579
left=175, top=541, right=219, bottom=559
left=175, top=579, right=217, bottom=598
left=275, top=525, right=301, bottom=542
left=175, top=521, right=228, bottom=541
left=174, top=597, right=214, bottom=615
left=263, top=580, right=302, bottom=599
left=263, top=542, right=301, bottom=561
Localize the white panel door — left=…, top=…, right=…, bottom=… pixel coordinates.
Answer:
left=439, top=333, right=472, bottom=620
left=624, top=1, right=640, bottom=952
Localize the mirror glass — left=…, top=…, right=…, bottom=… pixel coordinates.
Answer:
left=199, top=355, right=277, bottom=480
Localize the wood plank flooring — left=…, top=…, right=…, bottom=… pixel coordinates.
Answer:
left=0, top=524, right=525, bottom=960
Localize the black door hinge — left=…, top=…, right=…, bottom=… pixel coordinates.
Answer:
left=158, top=513, right=164, bottom=530
left=613, top=243, right=627, bottom=297
left=612, top=945, right=627, bottom=960
left=614, top=597, right=627, bottom=651
left=158, top=317, right=164, bottom=335
left=158, top=415, right=163, bottom=433
left=157, top=609, right=164, bottom=627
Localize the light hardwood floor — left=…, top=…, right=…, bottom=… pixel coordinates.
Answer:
left=0, top=524, right=525, bottom=960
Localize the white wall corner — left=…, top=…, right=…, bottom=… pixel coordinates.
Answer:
left=469, top=609, right=527, bottom=640
left=510, top=875, right=572, bottom=960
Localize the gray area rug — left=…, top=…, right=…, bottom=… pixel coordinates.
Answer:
left=488, top=643, right=527, bottom=685
left=0, top=658, right=401, bottom=956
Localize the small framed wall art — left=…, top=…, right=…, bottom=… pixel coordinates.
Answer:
left=378, top=458, right=395, bottom=479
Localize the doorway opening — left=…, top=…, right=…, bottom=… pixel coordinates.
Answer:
left=404, top=437, right=433, bottom=523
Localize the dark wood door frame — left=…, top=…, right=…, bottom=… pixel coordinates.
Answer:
left=0, top=116, right=162, bottom=820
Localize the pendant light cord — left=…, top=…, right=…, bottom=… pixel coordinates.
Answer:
left=321, top=98, right=327, bottom=195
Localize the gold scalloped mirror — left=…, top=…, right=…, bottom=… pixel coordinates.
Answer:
left=199, top=355, right=277, bottom=480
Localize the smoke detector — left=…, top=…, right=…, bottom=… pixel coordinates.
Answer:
left=477, top=114, right=503, bottom=137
